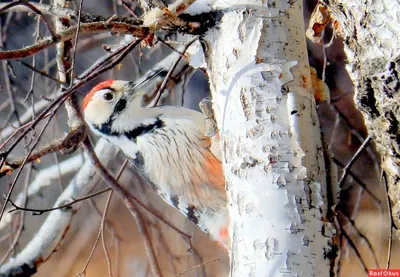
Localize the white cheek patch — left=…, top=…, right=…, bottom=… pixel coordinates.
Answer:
left=84, top=99, right=114, bottom=125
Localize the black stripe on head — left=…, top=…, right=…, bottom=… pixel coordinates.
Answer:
left=113, top=98, right=127, bottom=114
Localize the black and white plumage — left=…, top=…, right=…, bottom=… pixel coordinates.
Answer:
left=82, top=70, right=228, bottom=246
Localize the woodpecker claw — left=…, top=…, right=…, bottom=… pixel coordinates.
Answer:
left=199, top=97, right=218, bottom=138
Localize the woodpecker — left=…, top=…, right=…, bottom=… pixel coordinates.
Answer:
left=82, top=69, right=228, bottom=247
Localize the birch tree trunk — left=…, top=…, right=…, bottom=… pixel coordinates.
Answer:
left=195, top=0, right=335, bottom=276
left=329, top=0, right=400, bottom=234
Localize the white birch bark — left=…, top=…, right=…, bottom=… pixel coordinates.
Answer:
left=193, top=0, right=334, bottom=276
left=329, top=0, right=400, bottom=233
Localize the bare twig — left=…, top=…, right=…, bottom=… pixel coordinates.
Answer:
left=0, top=19, right=147, bottom=60
left=154, top=37, right=198, bottom=105
left=69, top=0, right=85, bottom=81
left=79, top=222, right=102, bottom=276
left=7, top=187, right=110, bottom=215
left=100, top=190, right=114, bottom=277
left=0, top=111, right=56, bottom=223
left=79, top=159, right=127, bottom=276
left=82, top=137, right=164, bottom=277
left=16, top=1, right=58, bottom=38
left=174, top=258, right=221, bottom=277
left=339, top=224, right=369, bottom=273
left=382, top=171, right=393, bottom=269
left=337, top=210, right=380, bottom=268
left=121, top=0, right=138, bottom=17
left=0, top=38, right=141, bottom=180
left=0, top=165, right=32, bottom=266
left=338, top=136, right=372, bottom=188
left=0, top=140, right=117, bottom=276
left=332, top=157, right=381, bottom=204
left=0, top=125, right=86, bottom=178
left=0, top=2, right=77, bottom=18
left=0, top=154, right=84, bottom=232
left=17, top=60, right=65, bottom=85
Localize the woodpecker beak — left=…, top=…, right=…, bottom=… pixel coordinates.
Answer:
left=125, top=68, right=167, bottom=96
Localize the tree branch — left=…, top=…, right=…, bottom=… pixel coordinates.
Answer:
left=0, top=125, right=86, bottom=178
left=0, top=139, right=117, bottom=276
left=0, top=1, right=77, bottom=19
left=0, top=18, right=147, bottom=60
left=81, top=138, right=164, bottom=277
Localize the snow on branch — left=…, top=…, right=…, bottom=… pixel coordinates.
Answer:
left=0, top=154, right=85, bottom=232
left=0, top=139, right=117, bottom=276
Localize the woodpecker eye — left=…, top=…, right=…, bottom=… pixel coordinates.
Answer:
left=103, top=92, right=114, bottom=101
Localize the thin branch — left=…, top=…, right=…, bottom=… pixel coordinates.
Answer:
left=79, top=160, right=128, bottom=276
left=7, top=187, right=110, bottom=215
left=77, top=40, right=135, bottom=80
left=0, top=154, right=84, bottom=232
left=337, top=210, right=380, bottom=268
left=0, top=2, right=77, bottom=18
left=0, top=116, right=48, bottom=153
left=0, top=19, right=148, bottom=60
left=337, top=136, right=372, bottom=188
left=0, top=140, right=116, bottom=276
left=78, top=217, right=103, bottom=277
left=1, top=61, right=21, bottom=129
left=339, top=224, right=369, bottom=273
left=17, top=60, right=66, bottom=85
left=121, top=0, right=138, bottom=17
left=69, top=0, right=85, bottom=81
left=0, top=38, right=142, bottom=179
left=154, top=37, right=197, bottom=105
left=99, top=190, right=114, bottom=277
left=157, top=38, right=184, bottom=53
left=23, top=12, right=41, bottom=103
left=81, top=137, right=164, bottom=277
left=0, top=165, right=32, bottom=266
left=0, top=111, right=56, bottom=223
left=174, top=258, right=221, bottom=277
left=0, top=125, right=86, bottom=178
left=17, top=1, right=58, bottom=38
left=332, top=157, right=381, bottom=204
left=382, top=171, right=393, bottom=269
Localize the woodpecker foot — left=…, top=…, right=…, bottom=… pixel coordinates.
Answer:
left=199, top=97, right=218, bottom=138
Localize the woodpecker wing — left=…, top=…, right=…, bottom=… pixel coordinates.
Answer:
left=133, top=106, right=227, bottom=239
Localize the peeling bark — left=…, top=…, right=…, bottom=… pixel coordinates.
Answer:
left=330, top=0, right=400, bottom=234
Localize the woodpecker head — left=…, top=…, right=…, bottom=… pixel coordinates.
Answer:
left=82, top=69, right=166, bottom=126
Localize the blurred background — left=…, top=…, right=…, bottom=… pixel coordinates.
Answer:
left=0, top=0, right=396, bottom=276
